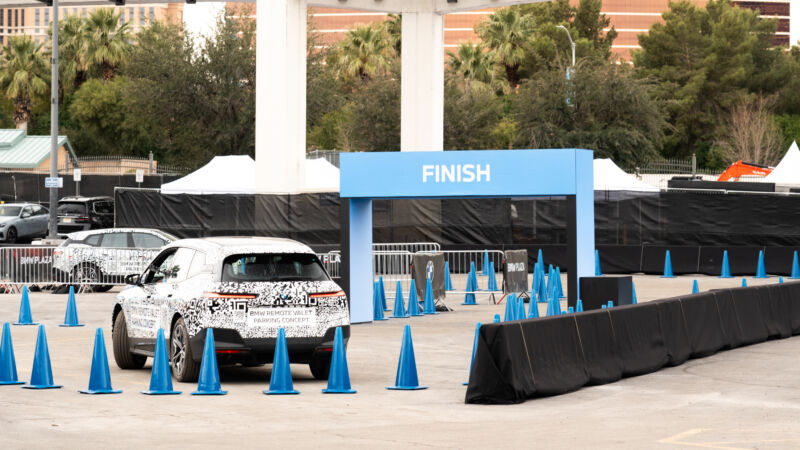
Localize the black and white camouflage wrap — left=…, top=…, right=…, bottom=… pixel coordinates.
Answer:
left=115, top=238, right=349, bottom=341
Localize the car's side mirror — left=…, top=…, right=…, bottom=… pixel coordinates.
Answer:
left=124, top=274, right=141, bottom=285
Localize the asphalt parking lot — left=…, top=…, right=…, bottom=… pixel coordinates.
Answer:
left=2, top=274, right=800, bottom=449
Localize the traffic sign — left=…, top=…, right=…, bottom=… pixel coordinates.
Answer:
left=45, top=177, right=63, bottom=188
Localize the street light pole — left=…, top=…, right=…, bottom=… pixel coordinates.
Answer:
left=47, top=0, right=59, bottom=239
left=556, top=25, right=576, bottom=106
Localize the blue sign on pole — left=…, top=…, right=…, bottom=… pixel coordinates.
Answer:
left=340, top=149, right=589, bottom=199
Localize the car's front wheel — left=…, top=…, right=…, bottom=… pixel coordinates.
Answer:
left=5, top=226, right=17, bottom=244
left=170, top=317, right=200, bottom=383
left=112, top=311, right=147, bottom=369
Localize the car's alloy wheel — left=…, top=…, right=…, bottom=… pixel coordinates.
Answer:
left=6, top=227, right=16, bottom=244
left=171, top=323, right=186, bottom=375
left=169, top=317, right=200, bottom=382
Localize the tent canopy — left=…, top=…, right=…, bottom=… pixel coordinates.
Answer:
left=593, top=158, right=659, bottom=192
left=161, top=155, right=340, bottom=194
left=764, top=142, right=800, bottom=185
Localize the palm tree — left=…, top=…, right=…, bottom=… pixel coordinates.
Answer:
left=58, top=15, right=90, bottom=91
left=447, top=42, right=495, bottom=90
left=0, top=36, right=49, bottom=130
left=85, top=9, right=131, bottom=81
left=329, top=24, right=392, bottom=81
left=476, top=8, right=533, bottom=90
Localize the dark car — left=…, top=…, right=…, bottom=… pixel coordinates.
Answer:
left=57, top=196, right=114, bottom=235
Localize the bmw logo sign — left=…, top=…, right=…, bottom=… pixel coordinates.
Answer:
left=281, top=293, right=288, bottom=300
left=426, top=261, right=434, bottom=281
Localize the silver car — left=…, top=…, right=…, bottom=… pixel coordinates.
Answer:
left=0, top=203, right=49, bottom=243
left=111, top=237, right=350, bottom=382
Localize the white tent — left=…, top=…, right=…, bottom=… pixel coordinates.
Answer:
left=161, top=155, right=340, bottom=194
left=161, top=155, right=256, bottom=195
left=593, top=158, right=659, bottom=192
left=764, top=142, right=800, bottom=185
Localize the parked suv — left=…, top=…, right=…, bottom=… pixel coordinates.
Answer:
left=56, top=196, right=114, bottom=235
left=111, top=237, right=350, bottom=382
left=52, top=228, right=177, bottom=291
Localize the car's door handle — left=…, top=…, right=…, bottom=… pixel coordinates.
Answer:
left=167, top=294, right=173, bottom=298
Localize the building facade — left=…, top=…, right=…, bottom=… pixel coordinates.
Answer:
left=0, top=3, right=183, bottom=46
left=304, top=1, right=793, bottom=60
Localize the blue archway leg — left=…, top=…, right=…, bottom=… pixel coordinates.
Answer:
left=348, top=198, right=374, bottom=323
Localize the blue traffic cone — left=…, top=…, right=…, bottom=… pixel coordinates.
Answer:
left=22, top=325, right=61, bottom=389
left=80, top=328, right=122, bottom=394
left=422, top=278, right=438, bottom=315
left=493, top=314, right=501, bottom=323
left=60, top=286, right=84, bottom=327
left=632, top=283, right=638, bottom=305
left=755, top=250, right=768, bottom=279
left=719, top=250, right=732, bottom=278
left=481, top=250, right=489, bottom=276
left=487, top=262, right=499, bottom=291
left=322, top=327, right=356, bottom=394
left=556, top=267, right=565, bottom=298
left=662, top=251, right=675, bottom=278
left=742, top=278, right=747, bottom=287
left=192, top=329, right=227, bottom=395
left=14, top=286, right=37, bottom=326
left=0, top=322, right=23, bottom=385
left=568, top=306, right=574, bottom=313
left=386, top=325, right=427, bottom=390
left=576, top=299, right=584, bottom=312
left=691, top=279, right=699, bottom=294
left=469, top=262, right=477, bottom=290
left=537, top=249, right=544, bottom=268
left=407, top=279, right=422, bottom=317
left=553, top=292, right=563, bottom=315
left=595, top=249, right=602, bottom=276
left=602, top=305, right=607, bottom=309
left=537, top=266, right=548, bottom=303
left=516, top=294, right=525, bottom=320
left=779, top=276, right=784, bottom=284
left=141, top=328, right=181, bottom=395
left=391, top=281, right=408, bottom=318
left=531, top=262, right=540, bottom=298
left=378, top=276, right=389, bottom=311
left=503, top=295, right=515, bottom=322
left=463, top=322, right=481, bottom=386
left=373, top=282, right=387, bottom=321
left=264, top=328, right=299, bottom=395
left=527, top=295, right=539, bottom=319
left=607, top=301, right=614, bottom=308
left=791, top=251, right=800, bottom=279
left=444, top=261, right=454, bottom=291
left=462, top=266, right=477, bottom=305
left=547, top=297, right=557, bottom=317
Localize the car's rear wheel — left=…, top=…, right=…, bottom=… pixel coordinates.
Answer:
left=73, top=263, right=102, bottom=286
left=170, top=317, right=200, bottom=383
left=112, top=311, right=147, bottom=369
left=6, top=226, right=17, bottom=243
left=309, top=352, right=332, bottom=380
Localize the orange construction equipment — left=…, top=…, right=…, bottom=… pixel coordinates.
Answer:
left=717, top=160, right=772, bottom=182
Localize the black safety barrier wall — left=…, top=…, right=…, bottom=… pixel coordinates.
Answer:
left=113, top=189, right=800, bottom=274
left=0, top=172, right=181, bottom=204
left=464, top=281, right=800, bottom=404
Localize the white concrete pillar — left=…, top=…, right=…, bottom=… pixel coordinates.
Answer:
left=792, top=0, right=800, bottom=47
left=255, top=0, right=307, bottom=193
left=401, top=11, right=444, bottom=152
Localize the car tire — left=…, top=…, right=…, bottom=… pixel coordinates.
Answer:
left=72, top=263, right=102, bottom=287
left=6, top=226, right=17, bottom=244
left=170, top=317, right=200, bottom=383
left=112, top=311, right=147, bottom=369
left=309, top=352, right=332, bottom=380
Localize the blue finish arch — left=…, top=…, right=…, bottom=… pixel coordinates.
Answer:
left=339, top=149, right=594, bottom=323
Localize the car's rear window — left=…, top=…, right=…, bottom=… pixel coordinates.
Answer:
left=57, top=202, right=87, bottom=215
left=221, top=253, right=329, bottom=282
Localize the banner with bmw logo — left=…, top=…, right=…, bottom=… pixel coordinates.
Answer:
left=503, top=249, right=528, bottom=294
left=412, top=253, right=446, bottom=305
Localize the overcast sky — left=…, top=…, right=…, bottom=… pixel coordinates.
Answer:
left=182, top=2, right=225, bottom=41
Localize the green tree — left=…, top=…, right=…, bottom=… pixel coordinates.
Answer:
left=85, top=9, right=131, bottom=81
left=57, top=16, right=90, bottom=91
left=634, top=0, right=787, bottom=158
left=476, top=7, right=533, bottom=89
left=444, top=79, right=504, bottom=150
left=514, top=61, right=667, bottom=167
left=446, top=43, right=496, bottom=91
left=0, top=36, right=49, bottom=130
left=328, top=24, right=394, bottom=82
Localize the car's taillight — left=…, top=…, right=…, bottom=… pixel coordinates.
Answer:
left=310, top=290, right=346, bottom=299
left=53, top=250, right=62, bottom=256
left=204, top=292, right=256, bottom=299
left=216, top=349, right=245, bottom=354
left=75, top=216, right=90, bottom=223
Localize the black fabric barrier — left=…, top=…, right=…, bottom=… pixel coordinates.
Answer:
left=465, top=281, right=800, bottom=405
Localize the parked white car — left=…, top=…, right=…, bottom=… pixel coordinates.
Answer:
left=52, top=228, right=178, bottom=291
left=111, top=237, right=349, bottom=382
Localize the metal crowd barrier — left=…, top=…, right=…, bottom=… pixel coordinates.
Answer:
left=374, top=251, right=414, bottom=299
left=0, top=245, right=161, bottom=290
left=373, top=242, right=441, bottom=253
